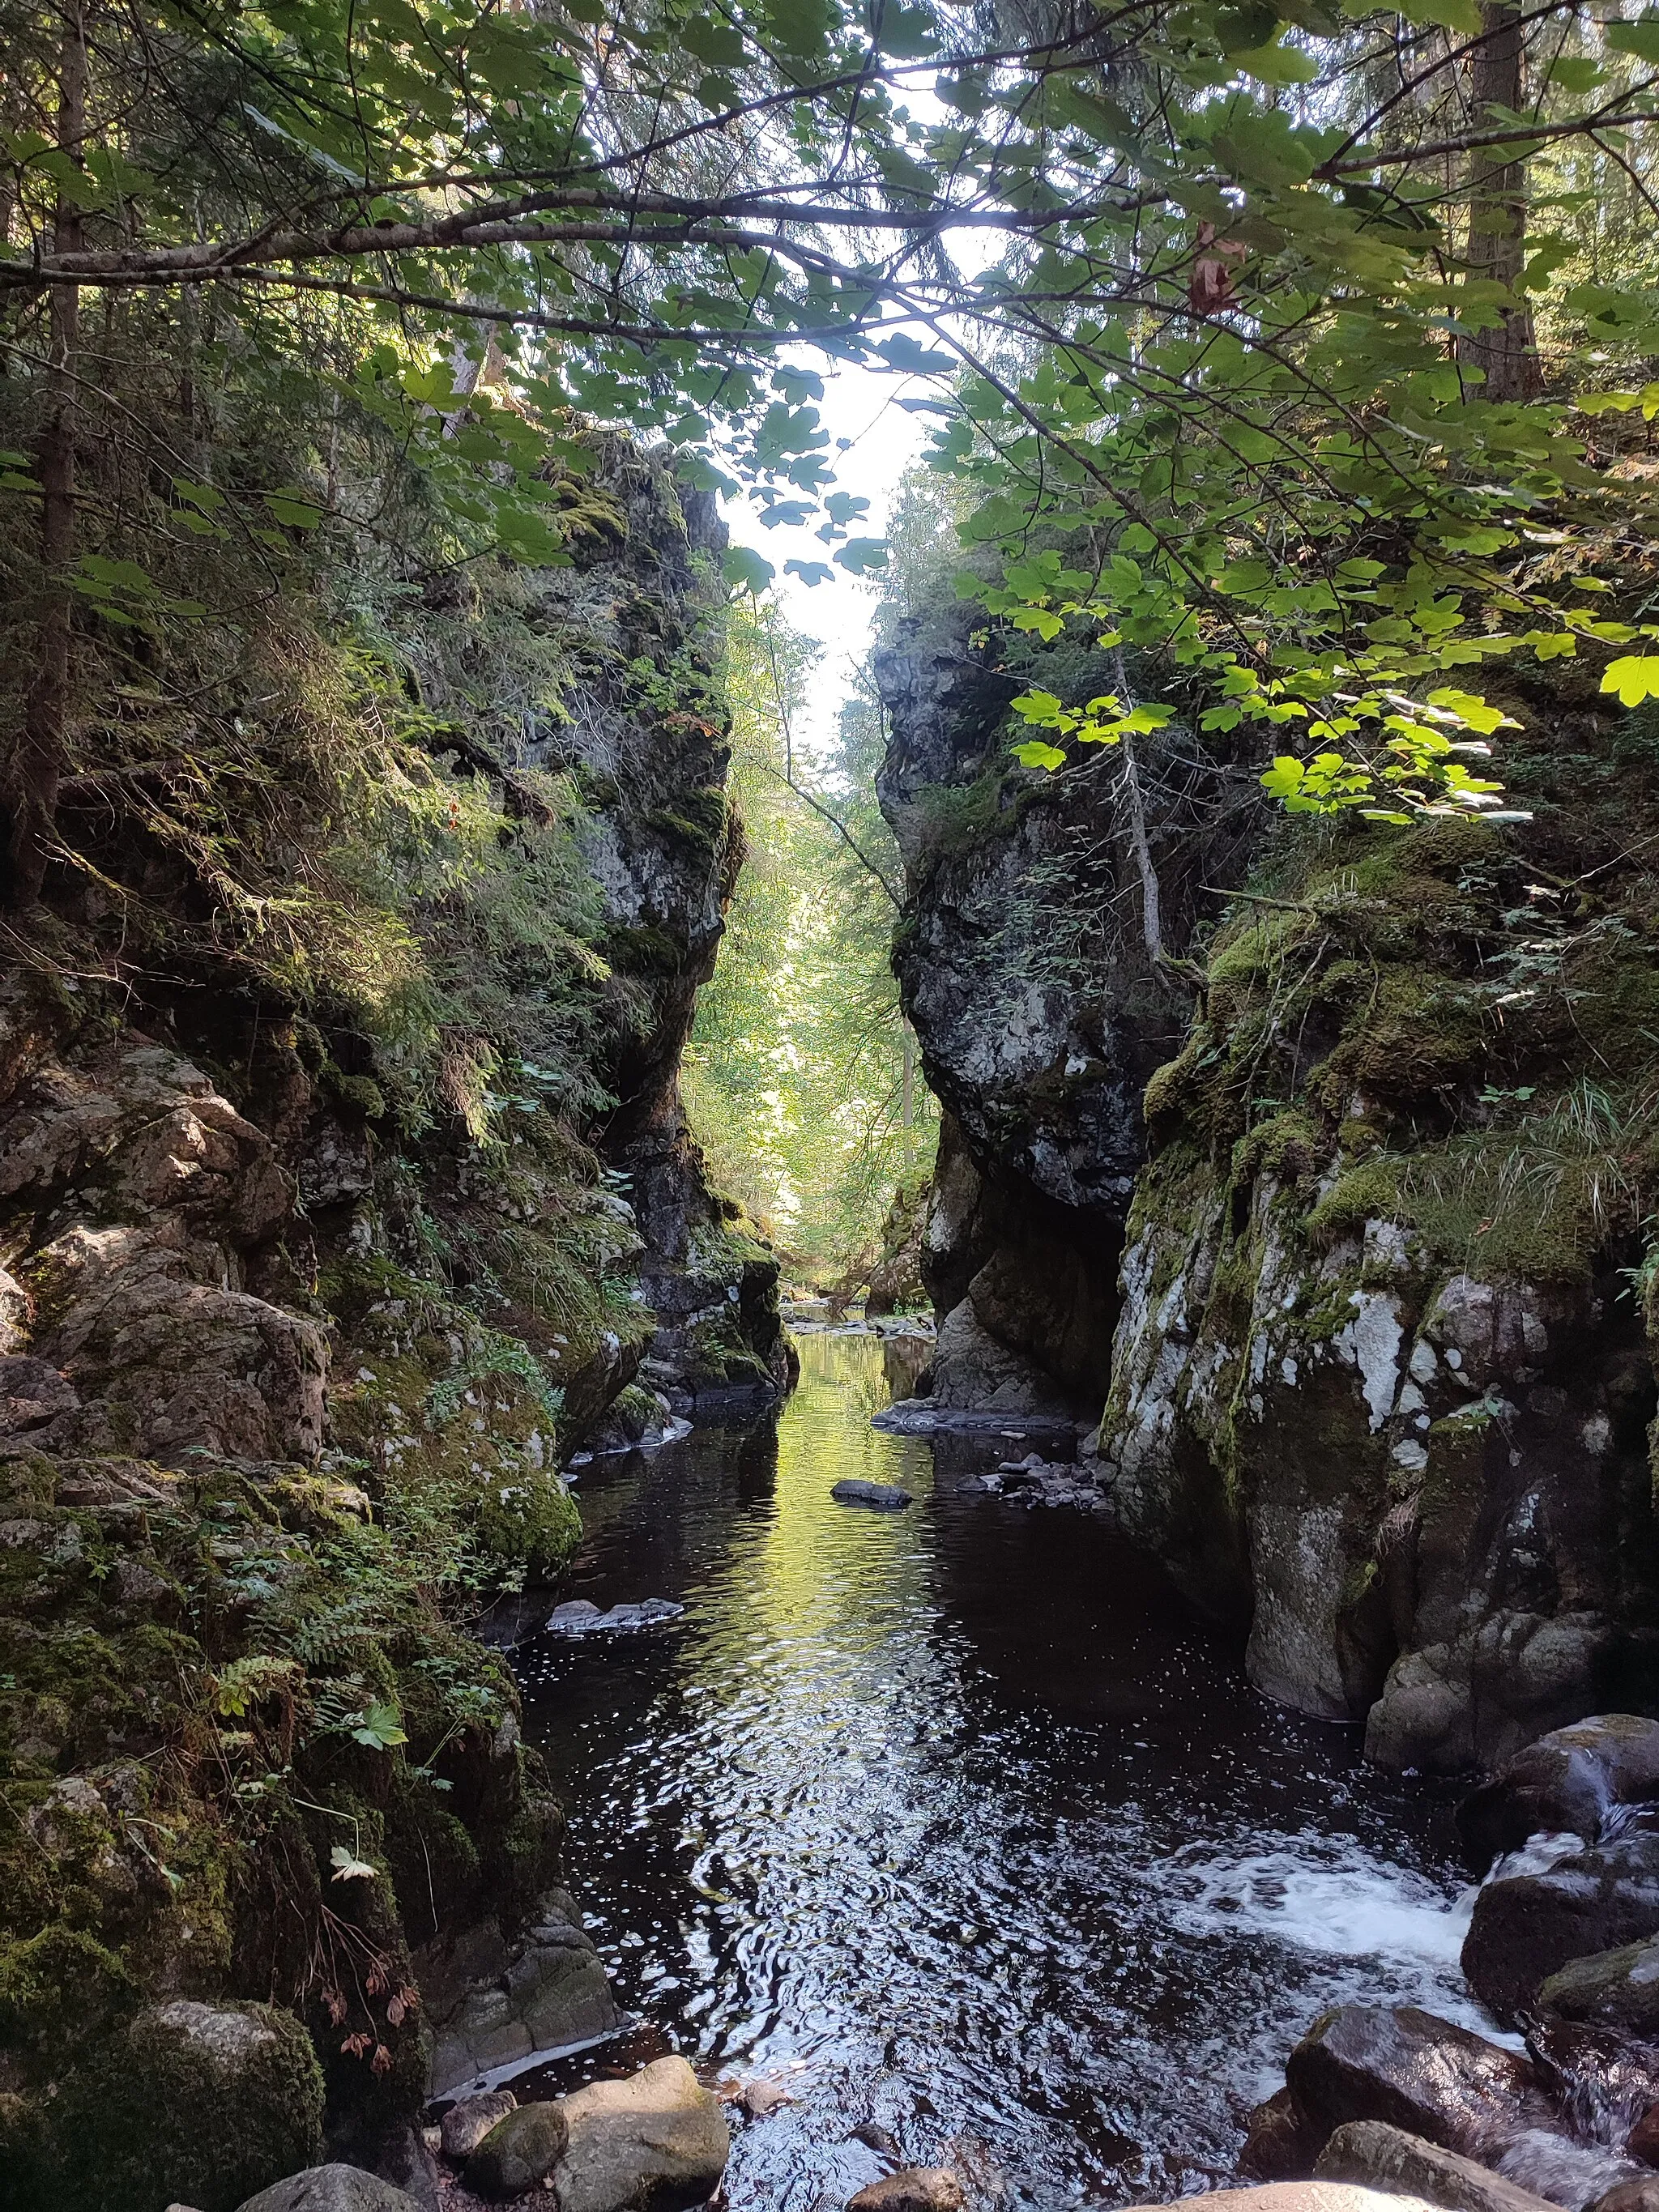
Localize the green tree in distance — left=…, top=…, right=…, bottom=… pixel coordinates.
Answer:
left=684, top=597, right=933, bottom=1277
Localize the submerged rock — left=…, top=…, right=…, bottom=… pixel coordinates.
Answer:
left=1458, top=1718, right=1659, bottom=1873
left=1316, top=2120, right=1562, bottom=2212
left=1284, top=2005, right=1550, bottom=2160
left=830, top=1479, right=914, bottom=1511
left=1463, top=1835, right=1659, bottom=2020
left=466, top=2100, right=570, bottom=2199
left=846, top=2169, right=966, bottom=2212
left=546, top=1598, right=687, bottom=1634
left=552, top=2054, right=730, bottom=2212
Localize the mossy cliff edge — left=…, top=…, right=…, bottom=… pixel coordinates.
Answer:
left=0, top=440, right=787, bottom=2211
left=880, top=598, right=1659, bottom=1772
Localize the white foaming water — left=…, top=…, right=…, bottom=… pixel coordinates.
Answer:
left=1158, top=1831, right=1503, bottom=2036
left=1486, top=1830, right=1588, bottom=1884
left=1499, top=2129, right=1645, bottom=2206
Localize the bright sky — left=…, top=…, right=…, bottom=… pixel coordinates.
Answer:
left=719, top=362, right=933, bottom=755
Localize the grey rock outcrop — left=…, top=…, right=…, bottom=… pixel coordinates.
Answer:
left=421, top=1887, right=618, bottom=2093
left=876, top=610, right=1231, bottom=1419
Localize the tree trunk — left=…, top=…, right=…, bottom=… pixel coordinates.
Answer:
left=1456, top=0, right=1541, bottom=403
left=5, top=6, right=86, bottom=905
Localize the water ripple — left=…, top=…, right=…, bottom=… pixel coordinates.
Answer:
left=514, top=1333, right=1478, bottom=2212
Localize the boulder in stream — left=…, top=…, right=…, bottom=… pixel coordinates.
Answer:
left=847, top=2169, right=966, bottom=2212
left=1592, top=2184, right=1659, bottom=2212
left=1130, top=2187, right=1442, bottom=2212
left=1316, top=2119, right=1562, bottom=2212
left=552, top=2053, right=730, bottom=2212
left=1537, top=1937, right=1659, bottom=2038
left=830, top=1479, right=914, bottom=1511
left=1284, top=2005, right=1551, bottom=2159
left=547, top=1599, right=687, bottom=1634
left=1457, top=1718, right=1659, bottom=1874
left=466, top=2100, right=571, bottom=2198
left=439, top=2088, right=517, bottom=2162
left=1463, top=1835, right=1659, bottom=2020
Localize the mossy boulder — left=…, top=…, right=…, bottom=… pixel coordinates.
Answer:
left=53, top=1998, right=324, bottom=2212
left=473, top=1468, right=582, bottom=1578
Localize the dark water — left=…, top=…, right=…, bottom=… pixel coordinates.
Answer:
left=515, top=1332, right=1480, bottom=2212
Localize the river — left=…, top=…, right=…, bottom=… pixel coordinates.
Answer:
left=514, top=1330, right=1486, bottom=2212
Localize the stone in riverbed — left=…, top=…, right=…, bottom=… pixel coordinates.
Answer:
left=1537, top=1936, right=1659, bottom=2037
left=830, top=1479, right=913, bottom=1510
left=1463, top=1835, right=1659, bottom=2021
left=234, top=2169, right=423, bottom=2212
left=1240, top=2086, right=1321, bottom=2180
left=846, top=2169, right=965, bottom=2212
left=546, top=1598, right=686, bottom=1634
left=1456, top=1717, right=1659, bottom=1874
left=552, top=2054, right=730, bottom=2212
left=1284, top=2005, right=1550, bottom=2159
left=1316, top=2120, right=1562, bottom=2212
left=1631, top=2106, right=1659, bottom=2167
left=440, top=2088, right=517, bottom=2162
left=1595, top=2181, right=1659, bottom=2212
left=466, top=2100, right=570, bottom=2199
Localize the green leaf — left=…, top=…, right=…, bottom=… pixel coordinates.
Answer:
left=1012, top=739, right=1068, bottom=771
left=1606, top=14, right=1659, bottom=61
left=834, top=538, right=889, bottom=574
left=349, top=1703, right=408, bottom=1751
left=723, top=545, right=775, bottom=593
left=1233, top=36, right=1319, bottom=83
left=682, top=19, right=745, bottom=65
left=873, top=334, right=956, bottom=375
left=1601, top=655, right=1659, bottom=707
left=330, top=1845, right=378, bottom=1882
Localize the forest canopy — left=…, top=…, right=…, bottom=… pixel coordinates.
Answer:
left=2, top=0, right=1659, bottom=897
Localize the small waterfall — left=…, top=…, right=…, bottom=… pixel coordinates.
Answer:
left=1497, top=2129, right=1645, bottom=2208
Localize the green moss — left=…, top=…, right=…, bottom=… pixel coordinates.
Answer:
left=1232, top=1109, right=1323, bottom=1188
left=51, top=2000, right=324, bottom=2212
left=473, top=1469, right=582, bottom=1576
left=1306, top=1157, right=1402, bottom=1242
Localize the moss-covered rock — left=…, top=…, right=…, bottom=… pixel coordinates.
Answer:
left=50, top=1999, right=324, bottom=2212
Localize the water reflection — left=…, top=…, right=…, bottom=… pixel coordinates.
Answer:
left=515, top=1332, right=1471, bottom=2211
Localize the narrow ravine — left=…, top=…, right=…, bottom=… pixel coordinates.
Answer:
left=512, top=1333, right=1490, bottom=2212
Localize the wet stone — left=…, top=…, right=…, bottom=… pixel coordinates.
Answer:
left=466, top=2100, right=570, bottom=2199
left=830, top=1479, right=913, bottom=1510
left=847, top=2169, right=965, bottom=2212
left=440, top=2088, right=518, bottom=2162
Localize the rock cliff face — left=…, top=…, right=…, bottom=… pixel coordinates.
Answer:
left=0, top=441, right=784, bottom=2210
left=878, top=611, right=1659, bottom=1773
left=876, top=605, right=1254, bottom=1414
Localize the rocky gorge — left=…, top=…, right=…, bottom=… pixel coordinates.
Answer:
left=5, top=402, right=1659, bottom=2212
